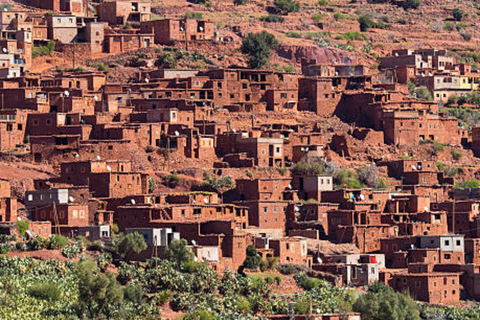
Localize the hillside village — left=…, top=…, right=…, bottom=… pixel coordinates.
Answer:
left=1, top=0, right=480, bottom=319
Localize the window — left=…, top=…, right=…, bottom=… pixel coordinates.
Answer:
left=263, top=207, right=268, bottom=213
left=456, top=240, right=461, bottom=246
left=444, top=240, right=450, bottom=246
left=73, top=210, right=78, bottom=218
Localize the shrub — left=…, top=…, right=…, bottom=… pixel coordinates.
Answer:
left=27, top=236, right=46, bottom=250
left=0, top=243, right=12, bottom=254
left=47, top=234, right=69, bottom=249
left=455, top=179, right=480, bottom=189
left=164, top=238, right=195, bottom=268
left=358, top=15, right=375, bottom=32
left=264, top=276, right=274, bottom=284
left=453, top=8, right=463, bottom=21
left=336, top=31, right=363, bottom=41
left=32, top=41, right=55, bottom=58
left=414, top=86, right=433, bottom=101
left=234, top=0, right=248, bottom=5
left=456, top=22, right=468, bottom=31
left=317, top=0, right=327, bottom=4
left=116, top=232, right=148, bottom=258
left=333, top=12, right=345, bottom=21
left=157, top=51, right=178, bottom=69
left=124, top=284, right=144, bottom=304
left=444, top=21, right=454, bottom=31
left=28, top=282, right=61, bottom=301
left=148, top=177, right=157, bottom=193
left=96, top=252, right=112, bottom=271
left=312, top=13, right=323, bottom=22
left=291, top=161, right=325, bottom=176
left=61, top=241, right=83, bottom=258
left=260, top=15, right=284, bottom=23
left=17, top=221, right=29, bottom=238
left=451, top=149, right=463, bottom=160
left=184, top=12, right=204, bottom=19
left=15, top=242, right=27, bottom=251
left=274, top=0, right=301, bottom=14
left=246, top=170, right=254, bottom=178
left=165, top=172, right=181, bottom=187
left=435, top=161, right=444, bottom=171
left=444, top=166, right=459, bottom=177
left=275, top=275, right=282, bottom=285
left=241, top=31, right=278, bottom=69
left=459, top=29, right=472, bottom=41
left=198, top=172, right=235, bottom=193
left=243, top=245, right=261, bottom=269
left=259, top=260, right=268, bottom=272
left=432, top=141, right=445, bottom=152
left=157, top=290, right=172, bottom=305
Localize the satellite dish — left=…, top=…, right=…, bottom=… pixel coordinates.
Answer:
left=82, top=22, right=86, bottom=27
left=174, top=131, right=179, bottom=136
left=288, top=184, right=292, bottom=189
left=203, top=198, right=209, bottom=204
left=145, top=78, right=149, bottom=83
left=131, top=199, right=136, bottom=205
left=74, top=153, right=79, bottom=158
left=424, top=206, right=429, bottom=212
left=294, top=206, right=300, bottom=212
left=411, top=165, right=416, bottom=170
left=199, top=26, right=204, bottom=31
left=96, top=155, right=101, bottom=160
left=17, top=217, right=21, bottom=221
left=360, top=194, right=365, bottom=201
left=69, top=196, right=75, bottom=202
left=107, top=165, right=112, bottom=172
left=2, top=48, right=6, bottom=53
left=194, top=256, right=198, bottom=262
left=316, top=309, right=321, bottom=314
left=232, top=129, right=236, bottom=133
left=316, top=257, right=322, bottom=264
left=64, top=90, right=70, bottom=97
left=132, top=5, right=136, bottom=9
left=94, top=96, right=98, bottom=101
left=191, top=239, right=196, bottom=246
left=192, top=200, right=196, bottom=204
left=395, top=53, right=399, bottom=56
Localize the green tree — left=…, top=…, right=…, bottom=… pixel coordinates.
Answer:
left=353, top=283, right=421, bottom=320
left=116, top=232, right=148, bottom=258
left=242, top=245, right=262, bottom=269
left=274, top=0, right=300, bottom=14
left=148, top=177, right=157, bottom=193
left=28, top=282, right=61, bottom=301
left=75, top=259, right=124, bottom=319
left=414, top=86, right=433, bottom=101
left=358, top=15, right=375, bottom=32
left=183, top=309, right=217, bottom=320
left=16, top=221, right=29, bottom=238
left=164, top=238, right=195, bottom=267
left=453, top=8, right=463, bottom=21
left=241, top=31, right=278, bottom=69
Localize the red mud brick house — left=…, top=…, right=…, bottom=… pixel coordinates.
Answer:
left=141, top=19, right=215, bottom=45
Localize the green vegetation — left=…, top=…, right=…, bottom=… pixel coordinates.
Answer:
left=164, top=238, right=195, bottom=268
left=260, top=15, right=285, bottom=23
left=0, top=4, right=13, bottom=10
left=197, top=172, right=235, bottom=193
left=333, top=12, right=346, bottom=21
left=455, top=179, right=480, bottom=189
left=28, top=282, right=61, bottom=302
left=357, top=15, right=388, bottom=32
left=116, top=232, right=148, bottom=258
left=88, top=61, right=109, bottom=72
left=242, top=245, right=262, bottom=270
left=184, top=12, right=204, bottom=19
left=336, top=31, right=365, bottom=41
left=453, top=8, right=464, bottom=21
left=444, top=21, right=454, bottom=31
left=414, top=86, right=433, bottom=101
left=274, top=0, right=301, bottom=14
left=234, top=0, right=249, bottom=4
left=435, top=161, right=444, bottom=171
left=443, top=105, right=480, bottom=131
left=312, top=13, right=323, bottom=22
left=164, top=172, right=182, bottom=187
left=353, top=282, right=421, bottom=320
left=456, top=22, right=468, bottom=31
left=148, top=177, right=157, bottom=193
left=16, top=220, right=29, bottom=238
left=241, top=31, right=278, bottom=69
left=444, top=166, right=459, bottom=177
left=47, top=234, right=69, bottom=250
left=451, top=148, right=463, bottom=160
left=32, top=41, right=56, bottom=58
left=432, top=141, right=445, bottom=152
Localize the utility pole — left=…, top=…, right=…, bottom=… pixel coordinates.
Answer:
left=184, top=19, right=188, bottom=51
left=452, top=191, right=455, bottom=234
